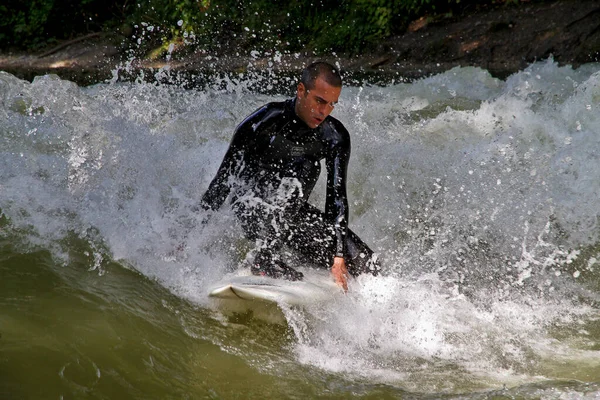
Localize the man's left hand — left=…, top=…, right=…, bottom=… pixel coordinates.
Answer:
left=331, top=256, right=349, bottom=292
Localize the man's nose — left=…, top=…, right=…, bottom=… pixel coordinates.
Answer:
left=317, top=103, right=330, bottom=114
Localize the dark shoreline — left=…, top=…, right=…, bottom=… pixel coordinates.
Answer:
left=1, top=0, right=599, bottom=87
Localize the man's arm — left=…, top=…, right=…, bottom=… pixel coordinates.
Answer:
left=324, top=120, right=351, bottom=290
left=200, top=144, right=240, bottom=211
left=200, top=104, right=273, bottom=210
left=331, top=256, right=349, bottom=291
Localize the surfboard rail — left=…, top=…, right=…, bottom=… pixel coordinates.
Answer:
left=208, top=271, right=341, bottom=306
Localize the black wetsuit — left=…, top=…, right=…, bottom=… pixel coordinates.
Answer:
left=201, top=98, right=379, bottom=276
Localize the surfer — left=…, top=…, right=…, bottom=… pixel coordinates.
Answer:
left=200, top=61, right=379, bottom=290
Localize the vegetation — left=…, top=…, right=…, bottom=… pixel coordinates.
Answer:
left=0, top=0, right=529, bottom=55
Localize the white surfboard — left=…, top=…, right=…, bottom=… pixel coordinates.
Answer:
left=208, top=269, right=341, bottom=307
left=208, top=269, right=342, bottom=324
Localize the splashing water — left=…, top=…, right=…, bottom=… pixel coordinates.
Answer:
left=2, top=58, right=600, bottom=397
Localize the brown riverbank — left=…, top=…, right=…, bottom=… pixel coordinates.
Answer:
left=1, top=0, right=599, bottom=86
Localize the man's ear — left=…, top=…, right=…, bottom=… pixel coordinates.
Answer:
left=297, top=82, right=306, bottom=97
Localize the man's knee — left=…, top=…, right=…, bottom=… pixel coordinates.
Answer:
left=347, top=252, right=380, bottom=277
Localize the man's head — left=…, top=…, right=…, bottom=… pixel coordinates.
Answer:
left=295, top=61, right=342, bottom=128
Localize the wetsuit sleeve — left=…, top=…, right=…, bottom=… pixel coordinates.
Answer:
left=199, top=107, right=266, bottom=210
left=325, top=122, right=351, bottom=258
left=199, top=139, right=241, bottom=210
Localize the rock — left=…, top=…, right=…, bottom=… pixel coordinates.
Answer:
left=1, top=0, right=598, bottom=86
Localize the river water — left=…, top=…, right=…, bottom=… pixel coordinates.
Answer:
left=2, top=59, right=600, bottom=399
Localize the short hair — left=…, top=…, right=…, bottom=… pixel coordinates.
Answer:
left=300, top=61, right=342, bottom=90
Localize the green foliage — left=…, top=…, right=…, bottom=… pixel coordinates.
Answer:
left=0, top=0, right=525, bottom=54
left=0, top=0, right=122, bottom=50
left=0, top=0, right=54, bottom=48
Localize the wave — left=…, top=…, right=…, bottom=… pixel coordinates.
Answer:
left=2, top=59, right=600, bottom=390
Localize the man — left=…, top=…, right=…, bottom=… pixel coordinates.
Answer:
left=200, top=61, right=379, bottom=290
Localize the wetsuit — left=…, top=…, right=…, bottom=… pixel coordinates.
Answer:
left=201, top=98, right=379, bottom=277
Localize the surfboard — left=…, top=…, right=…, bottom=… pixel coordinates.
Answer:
left=208, top=269, right=342, bottom=324
left=208, top=269, right=341, bottom=306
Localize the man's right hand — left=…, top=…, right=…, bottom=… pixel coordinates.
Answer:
left=331, top=256, right=349, bottom=292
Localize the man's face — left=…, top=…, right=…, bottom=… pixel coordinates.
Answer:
left=295, top=77, right=342, bottom=128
